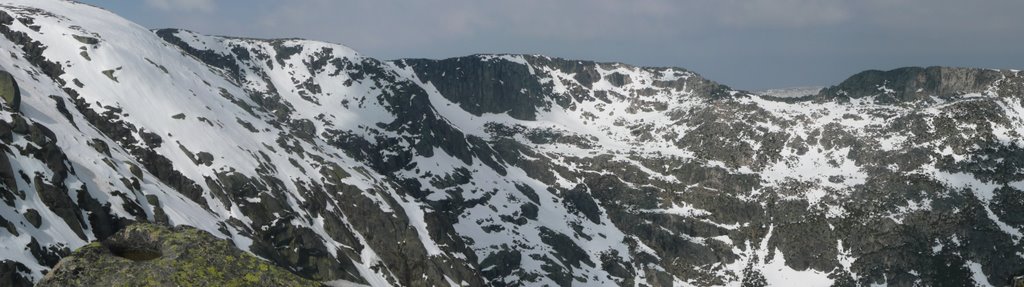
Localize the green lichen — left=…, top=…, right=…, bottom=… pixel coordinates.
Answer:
left=37, top=223, right=320, bottom=287
left=0, top=70, right=21, bottom=111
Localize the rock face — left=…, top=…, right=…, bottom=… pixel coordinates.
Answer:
left=0, top=1, right=1023, bottom=286
left=818, top=66, right=1005, bottom=102
left=37, top=223, right=320, bottom=287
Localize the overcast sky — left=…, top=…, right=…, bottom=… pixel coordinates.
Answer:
left=79, top=0, right=1024, bottom=90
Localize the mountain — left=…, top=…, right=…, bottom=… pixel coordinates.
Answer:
left=1, top=1, right=1023, bottom=286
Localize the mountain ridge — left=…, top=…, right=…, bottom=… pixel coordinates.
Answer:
left=1, top=1, right=1023, bottom=286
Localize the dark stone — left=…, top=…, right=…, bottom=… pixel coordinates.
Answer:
left=33, top=175, right=87, bottom=240
left=562, top=185, right=602, bottom=224
left=145, top=195, right=169, bottom=225
left=0, top=260, right=32, bottom=287
left=72, top=35, right=99, bottom=45
left=48, top=95, right=77, bottom=129
left=27, top=238, right=69, bottom=268
left=479, top=249, right=521, bottom=280
left=0, top=214, right=16, bottom=236
left=0, top=152, right=18, bottom=206
left=538, top=227, right=594, bottom=269
left=404, top=56, right=548, bottom=120
left=23, top=209, right=40, bottom=228
left=520, top=202, right=539, bottom=220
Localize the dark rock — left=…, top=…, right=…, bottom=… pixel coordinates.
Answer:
left=33, top=175, right=87, bottom=240
left=22, top=209, right=40, bottom=228
left=538, top=227, right=594, bottom=269
left=101, top=69, right=117, bottom=82
left=27, top=238, right=69, bottom=268
left=0, top=260, right=32, bottom=287
left=562, top=185, right=602, bottom=224
left=819, top=66, right=1003, bottom=102
left=0, top=214, right=16, bottom=236
left=76, top=187, right=129, bottom=240
left=0, top=152, right=18, bottom=206
left=48, top=95, right=77, bottom=129
left=479, top=249, right=521, bottom=280
left=71, top=35, right=99, bottom=45
left=404, top=56, right=548, bottom=120
left=145, top=195, right=169, bottom=225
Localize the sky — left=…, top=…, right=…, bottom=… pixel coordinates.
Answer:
left=78, top=0, right=1024, bottom=90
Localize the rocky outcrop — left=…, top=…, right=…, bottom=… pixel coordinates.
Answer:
left=817, top=66, right=1007, bottom=102
left=37, top=223, right=320, bottom=287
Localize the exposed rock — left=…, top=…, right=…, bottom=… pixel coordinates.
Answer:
left=101, top=69, right=118, bottom=82
left=71, top=35, right=98, bottom=45
left=0, top=260, right=31, bottom=287
left=0, top=70, right=19, bottom=111
left=818, top=66, right=1004, bottom=102
left=22, top=208, right=40, bottom=228
left=37, top=223, right=321, bottom=287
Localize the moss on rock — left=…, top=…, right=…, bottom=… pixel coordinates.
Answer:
left=37, top=222, right=321, bottom=287
left=0, top=70, right=20, bottom=111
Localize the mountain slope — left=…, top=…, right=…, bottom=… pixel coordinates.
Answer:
left=1, top=1, right=1023, bottom=286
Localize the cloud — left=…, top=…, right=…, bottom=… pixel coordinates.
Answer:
left=145, top=0, right=215, bottom=13
left=716, top=0, right=851, bottom=27
left=96, top=0, right=1024, bottom=89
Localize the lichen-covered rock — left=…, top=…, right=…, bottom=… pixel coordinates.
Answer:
left=37, top=223, right=321, bottom=287
left=0, top=70, right=19, bottom=111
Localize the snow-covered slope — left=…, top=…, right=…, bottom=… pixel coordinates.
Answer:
left=1, top=1, right=1023, bottom=286
left=756, top=86, right=825, bottom=98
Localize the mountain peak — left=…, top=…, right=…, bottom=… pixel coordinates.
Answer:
left=818, top=66, right=1021, bottom=102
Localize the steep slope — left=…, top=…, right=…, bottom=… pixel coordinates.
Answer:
left=1, top=1, right=1023, bottom=286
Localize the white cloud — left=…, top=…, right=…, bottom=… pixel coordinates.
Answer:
left=145, top=0, right=215, bottom=13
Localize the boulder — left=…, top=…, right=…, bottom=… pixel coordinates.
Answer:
left=0, top=70, right=20, bottom=111
left=37, top=222, right=321, bottom=287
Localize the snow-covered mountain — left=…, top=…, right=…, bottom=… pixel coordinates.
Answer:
left=1, top=1, right=1023, bottom=286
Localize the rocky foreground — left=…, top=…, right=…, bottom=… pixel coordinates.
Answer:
left=37, top=222, right=319, bottom=287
